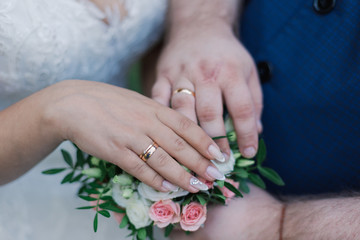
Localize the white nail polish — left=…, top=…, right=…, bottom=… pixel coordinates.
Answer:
left=190, top=177, right=208, bottom=191
left=206, top=166, right=225, bottom=180
left=162, top=180, right=179, bottom=192
left=208, top=145, right=225, bottom=162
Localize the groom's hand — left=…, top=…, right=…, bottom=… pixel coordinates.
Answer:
left=169, top=184, right=282, bottom=240
left=152, top=0, right=262, bottom=160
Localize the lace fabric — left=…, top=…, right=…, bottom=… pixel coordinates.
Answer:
left=0, top=1, right=167, bottom=239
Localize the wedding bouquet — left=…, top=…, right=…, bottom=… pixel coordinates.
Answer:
left=43, top=116, right=284, bottom=240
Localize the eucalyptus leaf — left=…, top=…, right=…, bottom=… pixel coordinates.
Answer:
left=196, top=195, right=207, bottom=205
left=119, top=215, right=129, bottom=228
left=100, top=196, right=113, bottom=201
left=258, top=167, right=285, bottom=186
left=256, top=139, right=266, bottom=166
left=70, top=173, right=83, bottom=183
left=164, top=224, right=174, bottom=237
left=98, top=210, right=111, bottom=218
left=224, top=181, right=243, bottom=197
left=61, top=171, right=74, bottom=184
left=248, top=173, right=266, bottom=189
left=61, top=149, right=73, bottom=168
left=137, top=228, right=146, bottom=240
left=93, top=213, right=98, bottom=232
left=42, top=168, right=66, bottom=175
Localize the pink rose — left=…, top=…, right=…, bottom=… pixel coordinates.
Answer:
left=198, top=176, right=214, bottom=189
left=220, top=179, right=240, bottom=204
left=149, top=200, right=181, bottom=228
left=180, top=202, right=207, bottom=231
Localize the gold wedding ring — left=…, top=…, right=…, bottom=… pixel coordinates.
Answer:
left=172, top=88, right=195, bottom=97
left=139, top=142, right=159, bottom=162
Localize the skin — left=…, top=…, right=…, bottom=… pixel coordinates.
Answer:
left=170, top=185, right=360, bottom=240
left=153, top=0, right=262, bottom=160
left=0, top=80, right=223, bottom=193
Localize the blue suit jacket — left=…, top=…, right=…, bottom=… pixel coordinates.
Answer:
left=240, top=0, right=360, bottom=195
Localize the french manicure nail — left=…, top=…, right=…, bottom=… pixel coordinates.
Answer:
left=208, top=145, right=225, bottom=162
left=244, top=147, right=256, bottom=158
left=206, top=166, right=225, bottom=180
left=190, top=177, right=208, bottom=191
left=162, top=180, right=179, bottom=192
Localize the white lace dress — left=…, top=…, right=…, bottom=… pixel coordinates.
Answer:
left=0, top=1, right=167, bottom=239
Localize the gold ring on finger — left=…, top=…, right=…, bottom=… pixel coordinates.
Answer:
left=139, top=142, right=159, bottom=162
left=172, top=88, right=195, bottom=97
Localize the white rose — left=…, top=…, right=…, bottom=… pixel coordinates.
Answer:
left=112, top=182, right=133, bottom=208
left=126, top=193, right=152, bottom=229
left=211, top=151, right=235, bottom=175
left=137, top=182, right=189, bottom=201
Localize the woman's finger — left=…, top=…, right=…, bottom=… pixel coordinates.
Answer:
left=247, top=67, right=263, bottom=133
left=151, top=77, right=172, bottom=106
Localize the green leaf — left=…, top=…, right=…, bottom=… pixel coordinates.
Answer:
left=99, top=202, right=125, bottom=213
left=258, top=167, right=285, bottom=186
left=196, top=195, right=207, bottom=205
left=98, top=210, right=111, bottom=218
left=236, top=159, right=255, bottom=167
left=93, top=213, right=98, bottom=232
left=224, top=181, right=243, bottom=197
left=84, top=188, right=100, bottom=195
left=137, top=228, right=146, bottom=240
left=164, top=224, right=174, bottom=237
left=76, top=206, right=95, bottom=210
left=119, top=215, right=129, bottom=228
left=212, top=136, right=227, bottom=140
left=42, top=168, right=66, bottom=175
left=239, top=180, right=250, bottom=194
left=234, top=168, right=249, bottom=178
left=61, top=171, right=74, bottom=184
left=248, top=173, right=266, bottom=189
left=216, top=180, right=225, bottom=188
left=70, top=173, right=83, bottom=183
left=256, top=139, right=266, bottom=166
left=213, top=194, right=226, bottom=201
left=100, top=196, right=113, bottom=201
left=76, top=149, right=85, bottom=167
left=182, top=197, right=192, bottom=206
left=79, top=195, right=97, bottom=201
left=61, top=149, right=73, bottom=168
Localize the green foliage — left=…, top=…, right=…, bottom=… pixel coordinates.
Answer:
left=93, top=213, right=98, bottom=232
left=258, top=167, right=285, bottom=186
left=42, top=168, right=66, bottom=174
left=164, top=224, right=174, bottom=237
left=196, top=194, right=207, bottom=205
left=248, top=173, right=266, bottom=189
left=119, top=215, right=129, bottom=228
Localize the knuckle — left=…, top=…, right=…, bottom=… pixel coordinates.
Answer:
left=174, top=137, right=187, bottom=151
left=156, top=151, right=169, bottom=168
left=131, top=161, right=148, bottom=176
left=232, top=103, right=254, bottom=120
left=178, top=116, right=193, bottom=131
left=237, top=129, right=257, bottom=143
left=198, top=106, right=220, bottom=122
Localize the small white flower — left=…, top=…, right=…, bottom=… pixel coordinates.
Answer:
left=211, top=151, right=235, bottom=175
left=137, top=183, right=189, bottom=202
left=112, top=182, right=133, bottom=208
left=112, top=173, right=133, bottom=186
left=126, top=193, right=152, bottom=229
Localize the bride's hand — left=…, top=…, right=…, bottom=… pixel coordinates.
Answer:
left=45, top=80, right=225, bottom=193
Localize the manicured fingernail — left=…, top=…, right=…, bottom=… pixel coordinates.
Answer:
left=244, top=147, right=256, bottom=158
left=190, top=177, right=208, bottom=191
left=208, top=145, right=225, bottom=162
left=162, top=180, right=179, bottom=192
left=206, top=166, right=225, bottom=180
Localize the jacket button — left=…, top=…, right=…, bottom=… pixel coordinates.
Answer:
left=257, top=61, right=272, bottom=83
left=313, top=0, right=336, bottom=14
